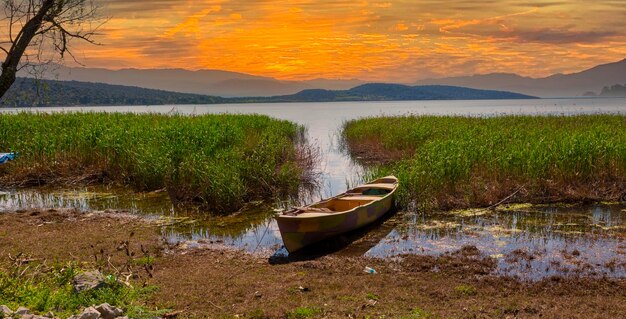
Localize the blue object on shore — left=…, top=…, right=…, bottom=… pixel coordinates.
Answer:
left=0, top=153, right=16, bottom=164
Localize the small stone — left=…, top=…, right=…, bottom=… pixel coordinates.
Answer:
left=95, top=303, right=123, bottom=319
left=0, top=305, right=13, bottom=316
left=77, top=307, right=101, bottom=319
left=15, top=307, right=31, bottom=316
left=45, top=311, right=54, bottom=318
left=254, top=291, right=262, bottom=298
left=73, top=271, right=106, bottom=293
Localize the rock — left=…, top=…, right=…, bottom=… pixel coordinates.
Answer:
left=0, top=305, right=13, bottom=316
left=73, top=270, right=106, bottom=293
left=94, top=303, right=123, bottom=319
left=15, top=307, right=31, bottom=316
left=77, top=307, right=100, bottom=319
left=45, top=311, right=55, bottom=318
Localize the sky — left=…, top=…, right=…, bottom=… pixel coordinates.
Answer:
left=68, top=0, right=626, bottom=81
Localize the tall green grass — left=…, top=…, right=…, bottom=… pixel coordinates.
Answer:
left=343, top=115, right=626, bottom=210
left=0, top=112, right=312, bottom=212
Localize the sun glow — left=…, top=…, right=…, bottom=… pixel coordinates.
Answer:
left=68, top=0, right=626, bottom=81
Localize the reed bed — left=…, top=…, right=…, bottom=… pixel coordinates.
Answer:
left=0, top=112, right=315, bottom=212
left=342, top=115, right=626, bottom=210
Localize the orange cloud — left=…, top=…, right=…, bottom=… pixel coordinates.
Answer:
left=45, top=0, right=626, bottom=82
left=164, top=6, right=222, bottom=37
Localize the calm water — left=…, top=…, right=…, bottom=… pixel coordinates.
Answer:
left=1, top=98, right=626, bottom=279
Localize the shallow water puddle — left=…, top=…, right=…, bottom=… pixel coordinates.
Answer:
left=0, top=186, right=287, bottom=254
left=0, top=186, right=175, bottom=214
left=1, top=187, right=624, bottom=280
left=367, top=204, right=626, bottom=280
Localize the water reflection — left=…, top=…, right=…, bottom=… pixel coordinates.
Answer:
left=0, top=186, right=174, bottom=214
left=367, top=204, right=626, bottom=280
left=1, top=186, right=624, bottom=280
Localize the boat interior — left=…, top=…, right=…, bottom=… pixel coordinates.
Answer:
left=285, top=177, right=397, bottom=216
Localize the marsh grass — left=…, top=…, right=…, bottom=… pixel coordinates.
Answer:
left=0, top=112, right=315, bottom=213
left=342, top=115, right=626, bottom=210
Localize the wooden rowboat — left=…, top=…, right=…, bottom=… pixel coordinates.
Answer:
left=275, top=176, right=398, bottom=252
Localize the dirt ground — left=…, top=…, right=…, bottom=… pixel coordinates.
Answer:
left=1, top=210, right=625, bottom=318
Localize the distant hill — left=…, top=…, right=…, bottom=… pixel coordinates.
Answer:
left=258, top=84, right=536, bottom=102
left=0, top=78, right=224, bottom=107
left=0, top=79, right=535, bottom=107
left=596, top=84, right=626, bottom=97
left=20, top=59, right=626, bottom=98
left=416, top=59, right=626, bottom=98
left=23, top=65, right=363, bottom=97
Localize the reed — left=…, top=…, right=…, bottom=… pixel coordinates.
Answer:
left=342, top=115, right=626, bottom=210
left=0, top=112, right=314, bottom=212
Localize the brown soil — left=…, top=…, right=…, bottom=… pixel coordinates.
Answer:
left=1, top=210, right=625, bottom=318
left=0, top=208, right=161, bottom=265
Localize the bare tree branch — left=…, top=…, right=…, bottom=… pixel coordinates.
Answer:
left=0, top=0, right=101, bottom=98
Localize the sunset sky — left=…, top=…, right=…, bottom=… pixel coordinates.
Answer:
left=71, top=0, right=626, bottom=82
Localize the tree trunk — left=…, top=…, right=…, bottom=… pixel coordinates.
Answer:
left=0, top=66, right=16, bottom=98
left=0, top=0, right=55, bottom=98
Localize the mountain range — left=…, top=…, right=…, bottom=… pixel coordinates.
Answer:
left=415, top=59, right=626, bottom=98
left=28, top=65, right=364, bottom=97
left=22, top=59, right=626, bottom=98
left=0, top=79, right=535, bottom=107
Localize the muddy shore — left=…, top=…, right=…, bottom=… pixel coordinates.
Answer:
left=1, top=209, right=625, bottom=318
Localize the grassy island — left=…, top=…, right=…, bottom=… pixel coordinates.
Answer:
left=0, top=112, right=315, bottom=212
left=342, top=115, right=626, bottom=210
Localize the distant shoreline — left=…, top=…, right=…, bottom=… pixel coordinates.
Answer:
left=0, top=78, right=537, bottom=108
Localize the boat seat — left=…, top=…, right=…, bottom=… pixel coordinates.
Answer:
left=297, top=212, right=337, bottom=217
left=359, top=183, right=396, bottom=190
left=339, top=195, right=382, bottom=201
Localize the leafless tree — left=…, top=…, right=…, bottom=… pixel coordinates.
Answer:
left=0, top=0, right=100, bottom=98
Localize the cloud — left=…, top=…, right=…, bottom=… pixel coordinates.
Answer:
left=164, top=6, right=222, bottom=37
left=55, top=0, right=626, bottom=81
left=506, top=28, right=619, bottom=44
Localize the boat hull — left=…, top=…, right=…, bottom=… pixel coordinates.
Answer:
left=276, top=192, right=394, bottom=252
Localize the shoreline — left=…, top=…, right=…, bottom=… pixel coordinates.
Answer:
left=1, top=208, right=625, bottom=318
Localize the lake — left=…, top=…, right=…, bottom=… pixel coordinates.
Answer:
left=1, top=98, right=625, bottom=280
